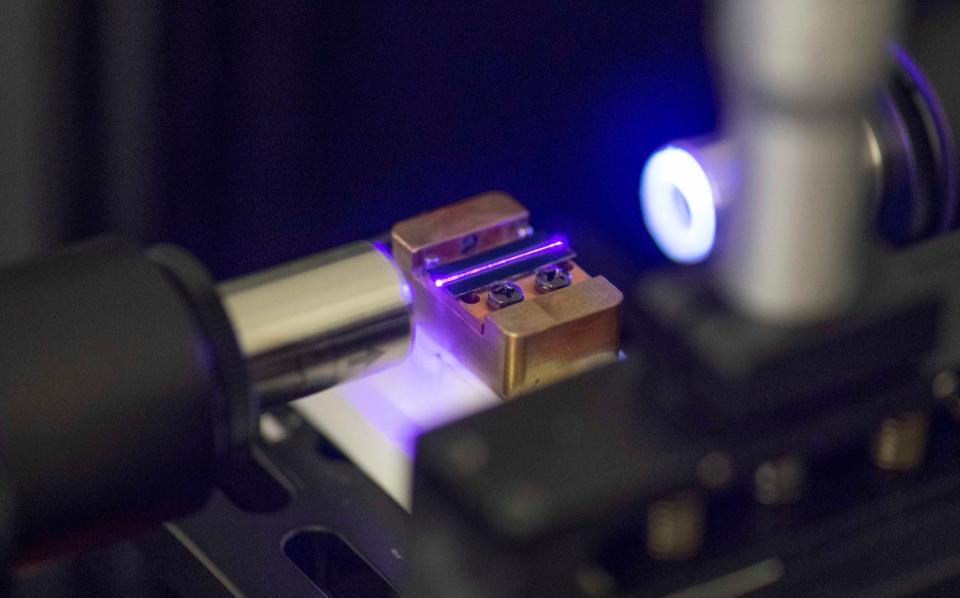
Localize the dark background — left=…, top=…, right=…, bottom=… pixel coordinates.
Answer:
left=160, top=2, right=715, bottom=284
left=4, top=2, right=960, bottom=288
left=0, top=2, right=717, bottom=291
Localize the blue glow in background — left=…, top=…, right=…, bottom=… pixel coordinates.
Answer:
left=161, top=3, right=716, bottom=290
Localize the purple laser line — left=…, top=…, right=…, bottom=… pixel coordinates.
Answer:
left=432, top=239, right=567, bottom=288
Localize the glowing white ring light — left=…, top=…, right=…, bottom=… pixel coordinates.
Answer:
left=640, top=145, right=717, bottom=264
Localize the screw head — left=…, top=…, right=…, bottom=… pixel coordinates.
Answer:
left=754, top=454, right=805, bottom=505
left=487, top=282, right=524, bottom=309
left=646, top=491, right=704, bottom=560
left=460, top=233, right=479, bottom=255
left=535, top=264, right=572, bottom=294
left=872, top=411, right=929, bottom=472
left=697, top=451, right=735, bottom=489
left=575, top=566, right=616, bottom=596
left=933, top=370, right=959, bottom=399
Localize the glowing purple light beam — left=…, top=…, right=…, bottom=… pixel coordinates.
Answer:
left=432, top=239, right=567, bottom=288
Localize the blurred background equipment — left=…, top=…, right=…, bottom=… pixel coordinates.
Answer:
left=714, top=0, right=901, bottom=324
left=641, top=46, right=959, bottom=267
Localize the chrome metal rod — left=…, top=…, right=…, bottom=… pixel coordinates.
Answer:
left=715, top=0, right=901, bottom=323
left=219, top=241, right=412, bottom=407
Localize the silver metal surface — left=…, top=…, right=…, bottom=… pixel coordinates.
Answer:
left=715, top=0, right=901, bottom=323
left=219, top=241, right=413, bottom=406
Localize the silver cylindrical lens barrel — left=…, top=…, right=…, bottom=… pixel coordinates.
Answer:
left=219, top=241, right=412, bottom=407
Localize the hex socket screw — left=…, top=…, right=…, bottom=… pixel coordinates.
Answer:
left=534, top=264, right=572, bottom=294
left=487, top=282, right=524, bottom=310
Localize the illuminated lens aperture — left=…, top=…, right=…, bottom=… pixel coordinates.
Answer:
left=640, top=145, right=717, bottom=264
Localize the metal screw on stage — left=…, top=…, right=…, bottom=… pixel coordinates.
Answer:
left=534, top=265, right=572, bottom=294
left=487, top=282, right=525, bottom=310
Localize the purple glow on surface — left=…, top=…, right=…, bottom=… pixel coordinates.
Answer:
left=370, top=239, right=392, bottom=256
left=432, top=239, right=567, bottom=288
left=891, top=44, right=958, bottom=230
left=332, top=325, right=500, bottom=458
